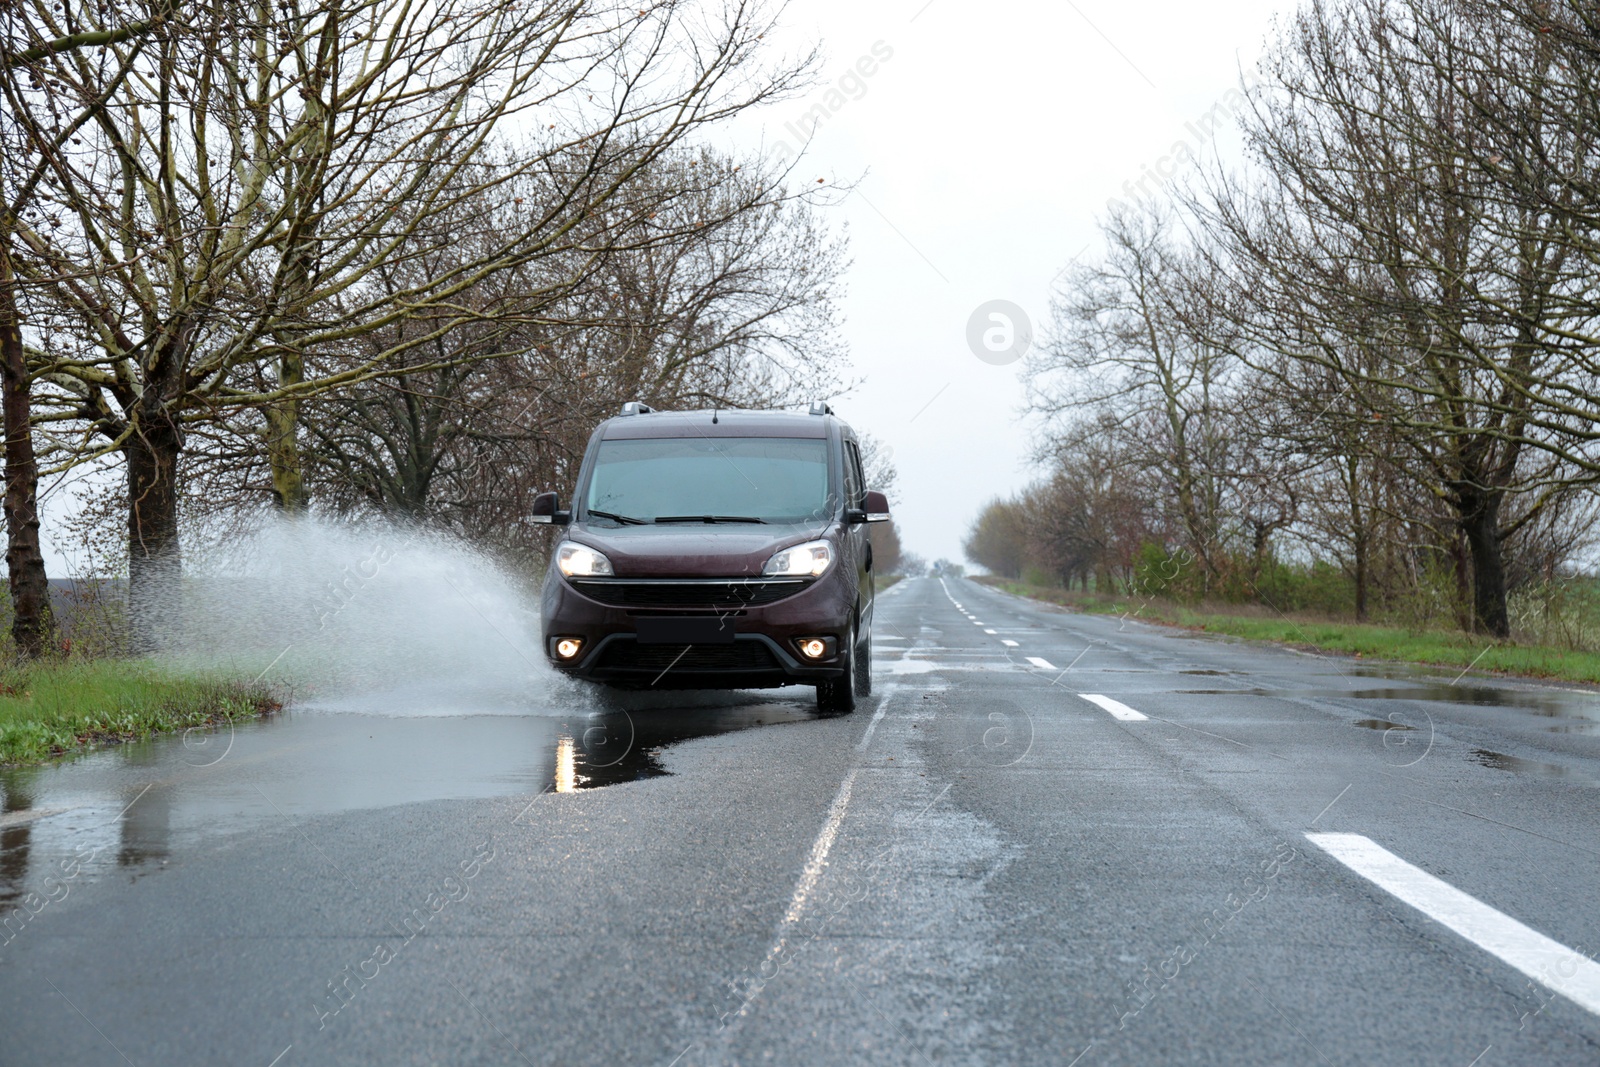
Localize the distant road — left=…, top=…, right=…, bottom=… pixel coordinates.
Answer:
left=2, top=576, right=1598, bottom=1065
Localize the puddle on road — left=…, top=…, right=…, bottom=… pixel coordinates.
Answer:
left=1167, top=679, right=1599, bottom=784
left=1345, top=685, right=1600, bottom=719
left=1174, top=683, right=1600, bottom=722
left=0, top=688, right=820, bottom=912
left=1469, top=748, right=1598, bottom=786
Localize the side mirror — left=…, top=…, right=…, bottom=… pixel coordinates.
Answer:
left=847, top=490, right=891, bottom=524
left=531, top=491, right=570, bottom=526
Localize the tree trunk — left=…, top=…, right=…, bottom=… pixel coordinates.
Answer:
left=1346, top=455, right=1368, bottom=621
left=265, top=353, right=307, bottom=512
left=125, top=420, right=183, bottom=654
left=1449, top=533, right=1473, bottom=632
left=1251, top=523, right=1270, bottom=584
left=0, top=242, right=55, bottom=657
left=1353, top=533, right=1369, bottom=622
left=1459, top=493, right=1510, bottom=639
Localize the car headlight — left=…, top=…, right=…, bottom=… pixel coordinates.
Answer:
left=557, top=541, right=613, bottom=577
left=763, top=539, right=833, bottom=577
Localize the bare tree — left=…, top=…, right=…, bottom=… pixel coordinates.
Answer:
left=205, top=148, right=852, bottom=562
left=1028, top=207, right=1245, bottom=590
left=1197, top=0, right=1598, bottom=635
left=1006, top=0, right=1600, bottom=635
left=962, top=497, right=1029, bottom=579
left=0, top=12, right=166, bottom=653
left=0, top=111, right=55, bottom=654
left=3, top=0, right=816, bottom=646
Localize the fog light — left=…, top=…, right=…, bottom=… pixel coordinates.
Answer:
left=553, top=637, right=584, bottom=660
left=798, top=637, right=828, bottom=660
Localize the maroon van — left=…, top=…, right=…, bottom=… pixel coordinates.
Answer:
left=534, top=402, right=890, bottom=713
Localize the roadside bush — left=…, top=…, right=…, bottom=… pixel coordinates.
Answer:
left=1509, top=577, right=1600, bottom=651
left=1020, top=564, right=1058, bottom=588
left=1252, top=558, right=1356, bottom=616
left=1131, top=541, right=1200, bottom=601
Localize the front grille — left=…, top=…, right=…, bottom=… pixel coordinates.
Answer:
left=595, top=640, right=781, bottom=673
left=570, top=578, right=809, bottom=609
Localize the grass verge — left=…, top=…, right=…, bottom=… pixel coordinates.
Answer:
left=975, top=577, right=1600, bottom=685
left=0, top=658, right=281, bottom=765
left=875, top=574, right=903, bottom=593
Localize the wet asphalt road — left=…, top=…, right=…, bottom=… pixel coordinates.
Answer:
left=3, top=575, right=1600, bottom=1066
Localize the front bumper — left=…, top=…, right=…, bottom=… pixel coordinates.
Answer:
left=541, top=570, right=856, bottom=689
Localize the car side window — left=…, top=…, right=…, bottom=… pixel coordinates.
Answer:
left=844, top=440, right=865, bottom=509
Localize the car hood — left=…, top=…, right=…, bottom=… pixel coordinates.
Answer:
left=565, top=522, right=832, bottom=578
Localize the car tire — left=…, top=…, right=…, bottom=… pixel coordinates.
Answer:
left=853, top=626, right=872, bottom=698
left=816, top=627, right=858, bottom=715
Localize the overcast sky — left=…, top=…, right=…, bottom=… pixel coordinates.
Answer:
left=735, top=0, right=1289, bottom=566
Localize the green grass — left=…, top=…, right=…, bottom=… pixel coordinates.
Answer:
left=875, top=574, right=903, bottom=593
left=0, top=658, right=280, bottom=765
left=976, top=577, right=1600, bottom=685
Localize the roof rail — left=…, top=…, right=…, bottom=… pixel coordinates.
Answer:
left=808, top=401, right=834, bottom=416
left=620, top=401, right=655, bottom=416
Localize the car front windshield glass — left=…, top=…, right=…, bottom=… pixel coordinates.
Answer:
left=584, top=437, right=831, bottom=524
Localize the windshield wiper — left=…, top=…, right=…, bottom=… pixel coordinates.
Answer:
left=653, top=515, right=768, bottom=524
left=586, top=509, right=649, bottom=525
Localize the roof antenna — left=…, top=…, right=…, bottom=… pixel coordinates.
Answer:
left=712, top=402, right=719, bottom=424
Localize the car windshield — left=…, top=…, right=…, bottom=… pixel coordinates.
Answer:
left=584, top=437, right=830, bottom=524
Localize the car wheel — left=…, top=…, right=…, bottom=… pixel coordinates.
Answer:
left=816, top=627, right=857, bottom=715
left=853, top=626, right=872, bottom=698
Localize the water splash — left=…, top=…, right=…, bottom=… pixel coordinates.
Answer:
left=170, top=516, right=560, bottom=713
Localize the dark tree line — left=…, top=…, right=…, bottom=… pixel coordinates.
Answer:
left=1, top=0, right=859, bottom=653
left=183, top=146, right=852, bottom=572
left=975, top=0, right=1600, bottom=639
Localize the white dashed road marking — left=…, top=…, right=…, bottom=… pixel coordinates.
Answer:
left=1079, top=694, right=1149, bottom=721
left=944, top=580, right=1078, bottom=678
left=1307, top=833, right=1600, bottom=1019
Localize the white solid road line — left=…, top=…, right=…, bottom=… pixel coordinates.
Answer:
left=1001, top=639, right=1019, bottom=647
left=1026, top=656, right=1056, bottom=670
left=1079, top=694, right=1149, bottom=721
left=855, top=687, right=900, bottom=753
left=726, top=764, right=860, bottom=1033
left=1306, top=833, right=1600, bottom=1018
left=783, top=771, right=855, bottom=924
